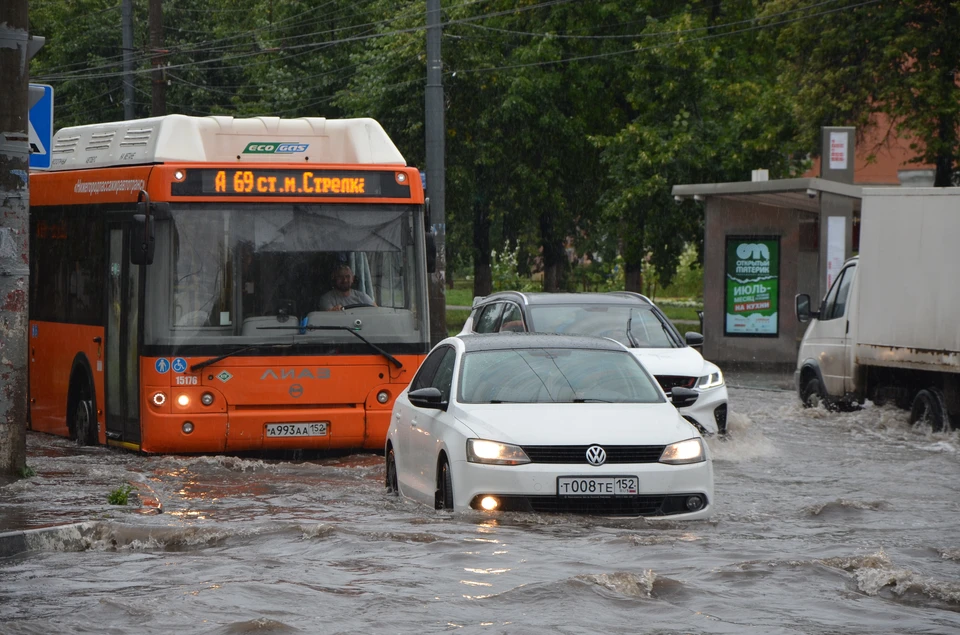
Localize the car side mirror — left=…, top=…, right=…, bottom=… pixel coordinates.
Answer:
left=408, top=386, right=447, bottom=410
left=795, top=293, right=819, bottom=323
left=684, top=332, right=704, bottom=348
left=671, top=386, right=699, bottom=408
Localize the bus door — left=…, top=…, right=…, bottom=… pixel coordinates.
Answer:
left=105, top=224, right=143, bottom=445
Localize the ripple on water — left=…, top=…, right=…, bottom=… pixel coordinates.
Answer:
left=821, top=550, right=960, bottom=610
left=803, top=498, right=891, bottom=517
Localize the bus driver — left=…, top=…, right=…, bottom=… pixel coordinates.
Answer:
left=320, top=265, right=376, bottom=311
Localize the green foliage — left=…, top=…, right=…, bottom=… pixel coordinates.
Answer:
left=17, top=465, right=36, bottom=479
left=765, top=0, right=960, bottom=184
left=491, top=245, right=540, bottom=293
left=108, top=484, right=135, bottom=506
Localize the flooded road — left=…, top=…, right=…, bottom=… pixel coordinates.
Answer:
left=2, top=381, right=959, bottom=634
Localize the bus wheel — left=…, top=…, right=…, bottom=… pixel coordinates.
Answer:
left=910, top=388, right=948, bottom=432
left=385, top=448, right=399, bottom=495
left=435, top=459, right=454, bottom=511
left=70, top=376, right=96, bottom=446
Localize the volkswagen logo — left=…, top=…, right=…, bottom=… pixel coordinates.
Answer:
left=585, top=445, right=606, bottom=466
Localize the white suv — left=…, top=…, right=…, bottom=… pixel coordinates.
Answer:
left=459, top=291, right=728, bottom=435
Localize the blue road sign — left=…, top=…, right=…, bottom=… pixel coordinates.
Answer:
left=172, top=357, right=188, bottom=373
left=155, top=359, right=170, bottom=374
left=29, top=84, right=54, bottom=170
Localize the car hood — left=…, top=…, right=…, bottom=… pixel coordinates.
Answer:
left=451, top=402, right=698, bottom=446
left=629, top=346, right=708, bottom=377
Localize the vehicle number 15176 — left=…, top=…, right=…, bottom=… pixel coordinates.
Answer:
left=557, top=476, right=638, bottom=496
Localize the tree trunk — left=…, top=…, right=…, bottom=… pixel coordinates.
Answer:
left=472, top=197, right=492, bottom=297
left=0, top=1, right=31, bottom=476
left=621, top=209, right=646, bottom=293
left=540, top=212, right=566, bottom=293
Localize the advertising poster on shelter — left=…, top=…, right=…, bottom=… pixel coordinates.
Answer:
left=725, top=236, right=779, bottom=336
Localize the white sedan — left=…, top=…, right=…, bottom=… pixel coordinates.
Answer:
left=385, top=333, right=714, bottom=518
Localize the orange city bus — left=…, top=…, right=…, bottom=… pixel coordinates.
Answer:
left=28, top=114, right=431, bottom=453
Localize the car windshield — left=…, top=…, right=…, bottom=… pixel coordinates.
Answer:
left=458, top=348, right=664, bottom=404
left=528, top=304, right=681, bottom=348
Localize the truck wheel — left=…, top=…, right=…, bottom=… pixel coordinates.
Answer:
left=910, top=388, right=949, bottom=432
left=800, top=377, right=824, bottom=409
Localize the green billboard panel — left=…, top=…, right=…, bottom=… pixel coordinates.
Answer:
left=725, top=236, right=779, bottom=336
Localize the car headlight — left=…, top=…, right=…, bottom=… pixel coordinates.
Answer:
left=697, top=370, right=724, bottom=390
left=466, top=439, right=531, bottom=465
left=659, top=438, right=705, bottom=464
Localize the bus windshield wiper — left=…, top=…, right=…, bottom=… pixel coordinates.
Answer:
left=190, top=343, right=294, bottom=372
left=254, top=324, right=403, bottom=369
left=305, top=325, right=403, bottom=369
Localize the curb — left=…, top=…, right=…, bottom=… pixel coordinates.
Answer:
left=0, top=521, right=95, bottom=559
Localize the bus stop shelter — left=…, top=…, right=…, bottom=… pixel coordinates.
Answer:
left=672, top=177, right=863, bottom=369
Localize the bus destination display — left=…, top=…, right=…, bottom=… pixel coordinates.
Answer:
left=171, top=168, right=412, bottom=199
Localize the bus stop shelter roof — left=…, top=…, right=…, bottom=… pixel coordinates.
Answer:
left=671, top=177, right=863, bottom=213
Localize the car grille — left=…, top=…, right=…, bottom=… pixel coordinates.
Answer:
left=655, top=375, right=697, bottom=395
left=488, top=494, right=705, bottom=516
left=521, top=445, right=666, bottom=464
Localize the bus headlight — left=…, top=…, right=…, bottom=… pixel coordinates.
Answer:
left=377, top=390, right=390, bottom=404
left=176, top=394, right=190, bottom=407
left=200, top=392, right=215, bottom=406
left=151, top=391, right=167, bottom=407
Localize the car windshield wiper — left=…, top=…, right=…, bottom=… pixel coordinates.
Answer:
left=573, top=398, right=612, bottom=403
left=256, top=323, right=403, bottom=369
left=190, top=343, right=295, bottom=372
left=626, top=309, right=640, bottom=348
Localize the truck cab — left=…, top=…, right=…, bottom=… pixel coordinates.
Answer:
left=795, top=257, right=859, bottom=408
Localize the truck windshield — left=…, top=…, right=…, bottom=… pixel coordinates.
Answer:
left=143, top=203, right=428, bottom=353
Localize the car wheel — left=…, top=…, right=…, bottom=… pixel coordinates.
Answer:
left=910, top=388, right=949, bottom=432
left=436, top=460, right=454, bottom=510
left=800, top=377, right=824, bottom=409
left=385, top=448, right=399, bottom=495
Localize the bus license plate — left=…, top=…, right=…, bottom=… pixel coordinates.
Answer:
left=557, top=476, right=638, bottom=497
left=265, top=422, right=328, bottom=438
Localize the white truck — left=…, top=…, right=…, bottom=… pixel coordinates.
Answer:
left=795, top=188, right=960, bottom=431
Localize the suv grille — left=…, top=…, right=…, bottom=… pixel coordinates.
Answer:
left=521, top=445, right=666, bottom=464
left=656, top=375, right=697, bottom=395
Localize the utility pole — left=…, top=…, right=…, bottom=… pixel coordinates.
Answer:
left=0, top=1, right=43, bottom=475
left=425, top=0, right=446, bottom=345
left=122, top=0, right=135, bottom=119
left=149, top=0, right=165, bottom=116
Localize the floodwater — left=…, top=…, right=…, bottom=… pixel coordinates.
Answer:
left=1, top=380, right=959, bottom=634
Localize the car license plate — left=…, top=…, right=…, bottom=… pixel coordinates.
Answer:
left=557, top=476, right=638, bottom=497
left=265, top=422, right=328, bottom=437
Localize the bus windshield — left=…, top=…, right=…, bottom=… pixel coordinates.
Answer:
left=144, top=203, right=428, bottom=351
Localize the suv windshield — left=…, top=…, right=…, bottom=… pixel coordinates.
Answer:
left=528, top=304, right=682, bottom=348
left=458, top=348, right=664, bottom=404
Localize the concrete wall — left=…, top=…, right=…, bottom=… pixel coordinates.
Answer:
left=702, top=198, right=815, bottom=367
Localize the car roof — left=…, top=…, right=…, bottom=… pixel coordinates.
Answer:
left=473, top=291, right=654, bottom=308
left=456, top=332, right=628, bottom=353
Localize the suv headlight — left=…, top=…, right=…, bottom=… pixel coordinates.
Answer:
left=659, top=438, right=705, bottom=464
left=466, top=439, right=531, bottom=465
left=697, top=370, right=724, bottom=390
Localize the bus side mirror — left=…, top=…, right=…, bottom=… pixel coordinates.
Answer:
left=130, top=211, right=155, bottom=265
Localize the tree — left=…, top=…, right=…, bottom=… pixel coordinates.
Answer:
left=766, top=0, right=960, bottom=186
left=597, top=2, right=799, bottom=291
